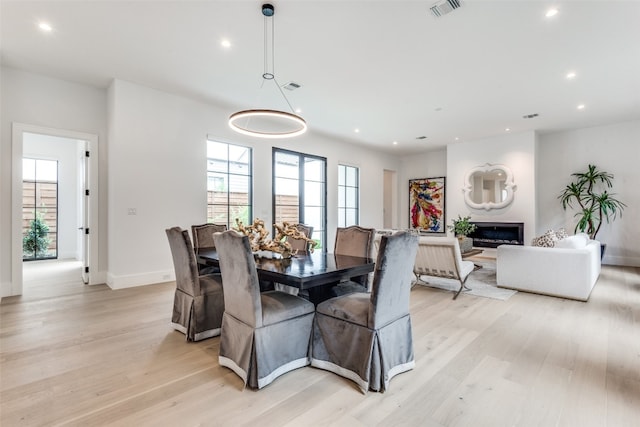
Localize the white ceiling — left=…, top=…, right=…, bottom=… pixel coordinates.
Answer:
left=2, top=0, right=640, bottom=154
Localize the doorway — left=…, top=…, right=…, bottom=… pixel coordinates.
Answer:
left=383, top=169, right=397, bottom=229
left=21, top=133, right=85, bottom=291
left=11, top=123, right=98, bottom=297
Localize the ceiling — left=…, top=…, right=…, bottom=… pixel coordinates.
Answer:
left=2, top=0, right=640, bottom=155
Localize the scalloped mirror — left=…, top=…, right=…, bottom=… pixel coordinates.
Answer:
left=463, top=163, right=516, bottom=210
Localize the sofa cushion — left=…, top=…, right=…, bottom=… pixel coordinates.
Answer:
left=555, top=234, right=589, bottom=249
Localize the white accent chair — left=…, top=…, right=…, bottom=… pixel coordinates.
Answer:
left=412, top=236, right=475, bottom=299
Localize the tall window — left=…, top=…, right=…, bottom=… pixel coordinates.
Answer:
left=338, top=164, right=359, bottom=227
left=22, top=158, right=58, bottom=260
left=273, top=148, right=327, bottom=250
left=207, top=139, right=252, bottom=228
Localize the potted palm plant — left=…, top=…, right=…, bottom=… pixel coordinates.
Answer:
left=558, top=164, right=626, bottom=257
left=448, top=215, right=477, bottom=253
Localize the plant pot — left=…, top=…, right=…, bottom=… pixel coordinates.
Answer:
left=457, top=236, right=473, bottom=253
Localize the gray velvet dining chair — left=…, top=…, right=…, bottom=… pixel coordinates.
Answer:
left=191, top=223, right=227, bottom=274
left=330, top=225, right=376, bottom=296
left=311, top=231, right=419, bottom=393
left=214, top=230, right=315, bottom=389
left=285, top=223, right=314, bottom=255
left=165, top=227, right=224, bottom=341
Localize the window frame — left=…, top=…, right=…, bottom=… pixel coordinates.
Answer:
left=338, top=164, right=360, bottom=227
left=272, top=147, right=327, bottom=251
left=22, top=157, right=58, bottom=261
left=206, top=138, right=253, bottom=229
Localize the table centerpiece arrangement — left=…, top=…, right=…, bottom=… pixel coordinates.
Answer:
left=233, top=218, right=317, bottom=258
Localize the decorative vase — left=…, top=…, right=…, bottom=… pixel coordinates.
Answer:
left=457, top=236, right=473, bottom=253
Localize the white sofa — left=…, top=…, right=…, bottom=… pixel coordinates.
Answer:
left=496, top=236, right=601, bottom=301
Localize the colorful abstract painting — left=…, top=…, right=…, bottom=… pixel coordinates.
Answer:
left=409, top=177, right=445, bottom=233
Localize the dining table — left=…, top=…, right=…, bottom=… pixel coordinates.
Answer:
left=196, top=249, right=375, bottom=305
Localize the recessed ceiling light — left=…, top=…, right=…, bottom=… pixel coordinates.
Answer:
left=505, top=128, right=511, bottom=132
left=577, top=104, right=585, bottom=110
left=392, top=141, right=398, bottom=145
left=566, top=72, right=576, bottom=79
left=545, top=8, right=559, bottom=18
left=454, top=137, right=459, bottom=141
left=38, top=21, right=53, bottom=32
left=221, top=39, right=231, bottom=48
left=295, top=108, right=302, bottom=113
left=354, top=128, right=360, bottom=133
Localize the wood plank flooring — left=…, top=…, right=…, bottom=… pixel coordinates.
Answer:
left=1, top=265, right=639, bottom=426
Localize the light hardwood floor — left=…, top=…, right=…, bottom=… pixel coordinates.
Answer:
left=1, top=265, right=639, bottom=426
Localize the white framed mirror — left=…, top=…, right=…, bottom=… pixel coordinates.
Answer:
left=463, top=163, right=516, bottom=210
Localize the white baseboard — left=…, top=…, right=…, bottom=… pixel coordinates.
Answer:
left=602, top=255, right=640, bottom=267
left=107, top=270, right=175, bottom=289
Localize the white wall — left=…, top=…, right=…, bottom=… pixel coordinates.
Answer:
left=23, top=133, right=81, bottom=259
left=398, top=149, right=447, bottom=229
left=446, top=131, right=537, bottom=245
left=538, top=120, right=640, bottom=266
left=106, top=79, right=401, bottom=288
left=0, top=67, right=108, bottom=296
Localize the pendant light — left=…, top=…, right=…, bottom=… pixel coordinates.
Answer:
left=228, top=3, right=307, bottom=139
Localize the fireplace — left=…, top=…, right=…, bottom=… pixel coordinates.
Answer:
left=469, top=222, right=524, bottom=248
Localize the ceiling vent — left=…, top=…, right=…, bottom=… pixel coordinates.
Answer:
left=430, top=0, right=462, bottom=17
left=282, top=81, right=301, bottom=91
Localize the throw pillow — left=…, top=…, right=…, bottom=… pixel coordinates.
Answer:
left=555, top=234, right=589, bottom=249
left=531, top=229, right=558, bottom=247
left=555, top=228, right=568, bottom=240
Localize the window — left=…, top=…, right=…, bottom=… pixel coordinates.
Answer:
left=207, top=139, right=252, bottom=228
left=338, top=164, right=359, bottom=227
left=22, top=158, right=58, bottom=260
left=273, top=148, right=327, bottom=250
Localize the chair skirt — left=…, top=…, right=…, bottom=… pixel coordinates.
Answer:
left=172, top=288, right=224, bottom=341
left=219, top=311, right=314, bottom=389
left=311, top=312, right=415, bottom=393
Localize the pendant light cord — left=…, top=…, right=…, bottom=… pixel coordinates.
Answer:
left=262, top=8, right=295, bottom=114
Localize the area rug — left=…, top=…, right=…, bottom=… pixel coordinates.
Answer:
left=413, top=261, right=517, bottom=301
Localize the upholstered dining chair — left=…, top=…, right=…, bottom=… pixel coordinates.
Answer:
left=311, top=231, right=419, bottom=393
left=214, top=230, right=315, bottom=389
left=330, top=225, right=376, bottom=296
left=165, top=227, right=224, bottom=341
left=286, top=223, right=314, bottom=255
left=191, top=223, right=227, bottom=274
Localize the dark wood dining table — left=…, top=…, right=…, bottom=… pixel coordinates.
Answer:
left=196, top=249, right=375, bottom=305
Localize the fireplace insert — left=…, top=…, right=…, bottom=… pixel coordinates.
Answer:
left=469, top=222, right=524, bottom=248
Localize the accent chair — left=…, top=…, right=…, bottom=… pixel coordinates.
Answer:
left=413, top=236, right=474, bottom=300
